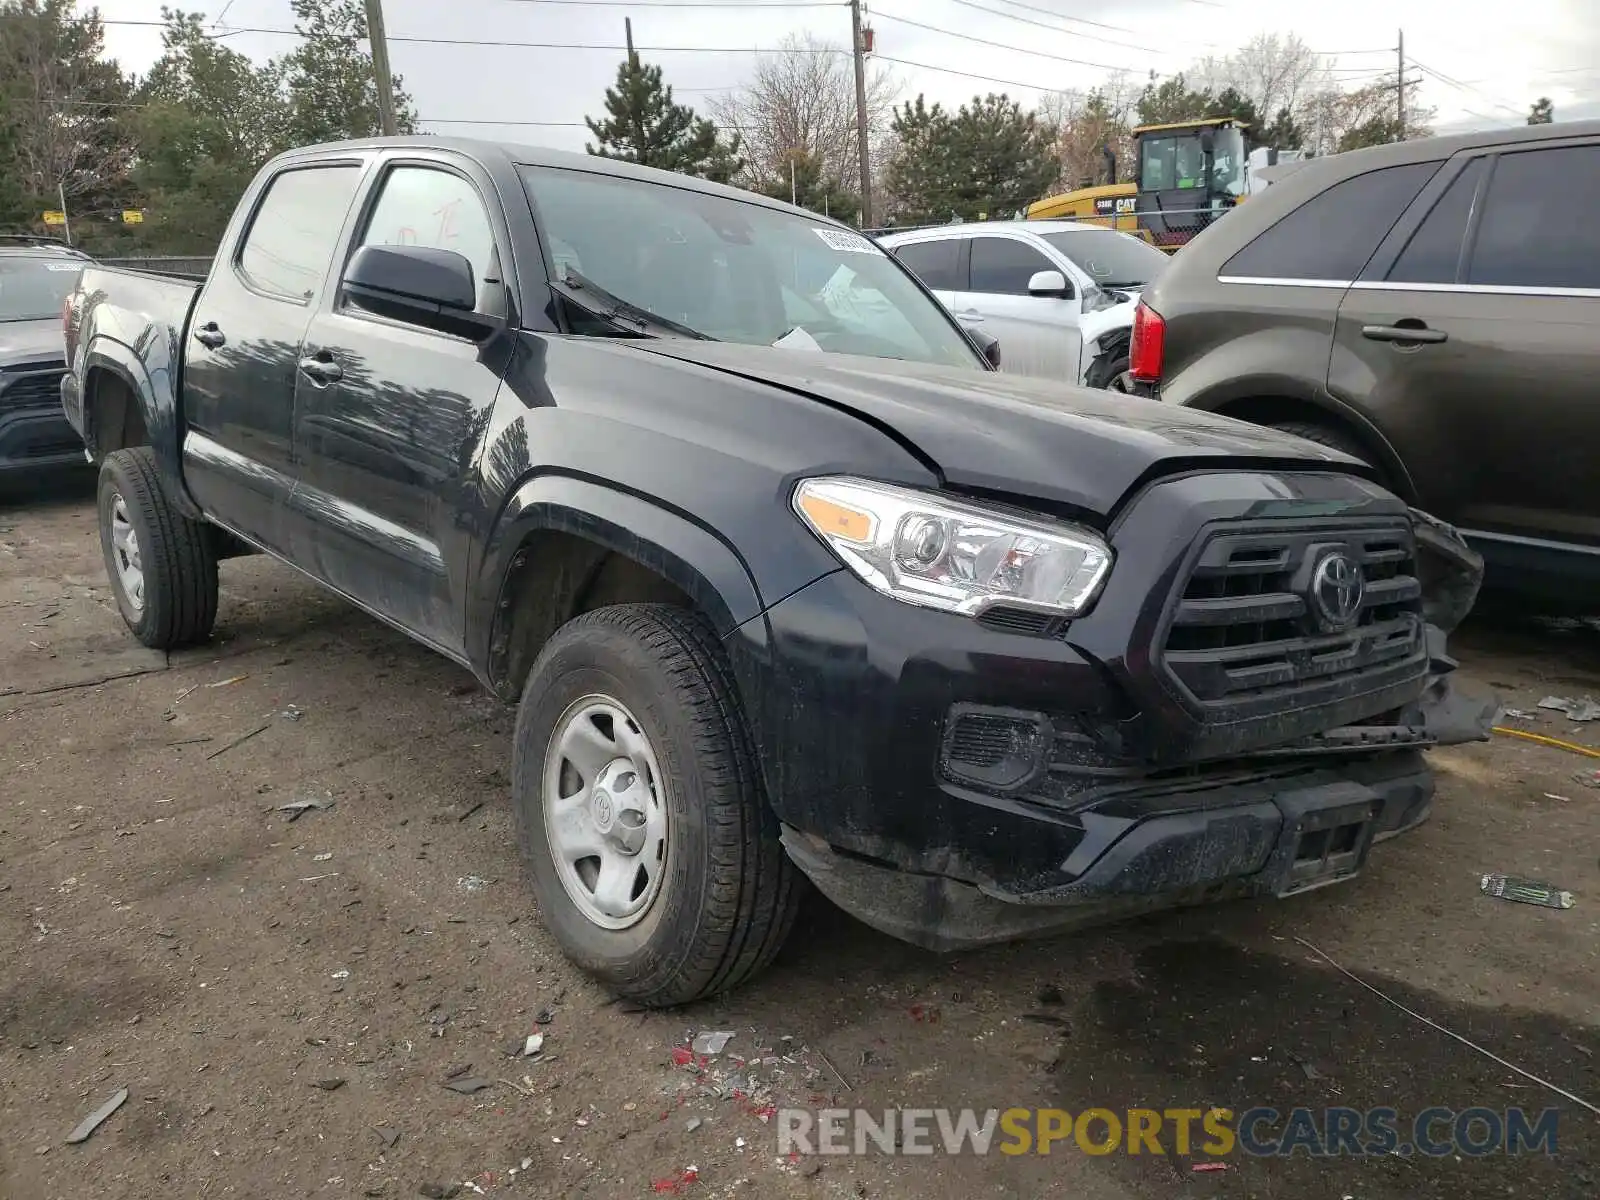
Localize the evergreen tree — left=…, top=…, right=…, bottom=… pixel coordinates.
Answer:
left=884, top=94, right=1057, bottom=224
left=1528, top=97, right=1554, bottom=124
left=280, top=0, right=417, bottom=145
left=585, top=54, right=743, bottom=181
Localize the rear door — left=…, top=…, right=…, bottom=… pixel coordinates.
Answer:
left=954, top=234, right=1081, bottom=381
left=291, top=153, right=516, bottom=655
left=1333, top=141, right=1600, bottom=553
left=181, top=161, right=366, bottom=555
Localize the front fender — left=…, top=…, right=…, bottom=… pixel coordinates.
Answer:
left=469, top=472, right=778, bottom=690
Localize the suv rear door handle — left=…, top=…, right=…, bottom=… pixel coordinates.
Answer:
left=194, top=323, right=226, bottom=350
left=298, top=352, right=343, bottom=384
left=1362, top=323, right=1447, bottom=345
left=957, top=311, right=984, bottom=323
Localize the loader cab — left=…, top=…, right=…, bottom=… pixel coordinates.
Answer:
left=1132, top=118, right=1249, bottom=251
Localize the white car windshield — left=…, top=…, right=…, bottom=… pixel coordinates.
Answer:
left=1038, top=230, right=1168, bottom=288
left=0, top=256, right=82, bottom=322
left=520, top=165, right=983, bottom=369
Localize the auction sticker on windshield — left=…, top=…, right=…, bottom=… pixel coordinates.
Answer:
left=813, top=228, right=880, bottom=255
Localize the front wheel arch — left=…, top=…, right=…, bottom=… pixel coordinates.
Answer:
left=1205, top=396, right=1413, bottom=500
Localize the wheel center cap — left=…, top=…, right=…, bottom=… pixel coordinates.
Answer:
left=592, top=790, right=615, bottom=832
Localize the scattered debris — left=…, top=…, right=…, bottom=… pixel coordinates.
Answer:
left=375, top=1127, right=402, bottom=1149
left=1538, top=695, right=1600, bottom=722
left=280, top=705, right=304, bottom=721
left=311, top=1078, right=346, bottom=1091
left=1020, top=1012, right=1071, bottom=1028
left=207, top=674, right=249, bottom=688
left=418, top=1185, right=461, bottom=1199
left=534, top=1008, right=555, bottom=1025
left=313, top=853, right=334, bottom=862
left=1191, top=1161, right=1229, bottom=1173
left=277, top=796, right=331, bottom=821
left=908, top=1002, right=941, bottom=1024
left=1295, top=1058, right=1325, bottom=1081
left=452, top=800, right=486, bottom=823
left=441, top=1076, right=493, bottom=1095
left=1493, top=726, right=1600, bottom=760
left=1575, top=769, right=1600, bottom=790
left=65, top=1087, right=128, bottom=1144
left=457, top=875, right=490, bottom=893
left=300, top=873, right=340, bottom=883
left=1294, top=936, right=1600, bottom=1117
left=650, top=1167, right=699, bottom=1195
left=685, top=1117, right=703, bottom=1133
left=692, top=1031, right=735, bottom=1057
left=1036, top=984, right=1064, bottom=1006
left=1502, top=707, right=1538, bottom=720
left=445, top=1063, right=473, bottom=1080
left=205, top=720, right=272, bottom=760
left=815, top=1048, right=853, bottom=1092
left=331, top=969, right=350, bottom=980
left=1481, top=873, right=1574, bottom=909
left=522, top=1033, right=545, bottom=1057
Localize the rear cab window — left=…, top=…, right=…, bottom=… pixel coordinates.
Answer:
left=1221, top=162, right=1441, bottom=282
left=237, top=165, right=365, bottom=302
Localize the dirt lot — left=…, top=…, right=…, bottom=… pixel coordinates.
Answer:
left=2, top=477, right=1597, bottom=1200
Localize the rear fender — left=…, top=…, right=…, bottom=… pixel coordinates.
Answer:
left=82, top=337, right=198, bottom=518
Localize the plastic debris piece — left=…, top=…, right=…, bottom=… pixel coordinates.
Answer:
left=523, top=1033, right=544, bottom=1057
left=313, top=853, right=333, bottom=862
left=419, top=1186, right=461, bottom=1199
left=65, top=1087, right=128, bottom=1144
left=442, top=1076, right=493, bottom=1094
left=458, top=875, right=490, bottom=893
left=1538, top=695, right=1600, bottom=722
left=445, top=1063, right=472, bottom=1080
left=331, top=969, right=350, bottom=980
left=277, top=797, right=328, bottom=820
left=312, top=1078, right=346, bottom=1091
left=1575, top=769, right=1600, bottom=790
left=1481, top=873, right=1574, bottom=909
left=1191, top=1161, right=1229, bottom=1172
left=671, top=1047, right=696, bottom=1067
left=692, top=1031, right=735, bottom=1056
left=207, top=674, right=248, bottom=688
left=685, top=1117, right=703, bottom=1132
left=534, top=1007, right=555, bottom=1025
left=376, top=1126, right=402, bottom=1149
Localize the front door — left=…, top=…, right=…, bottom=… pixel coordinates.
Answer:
left=1331, top=143, right=1600, bottom=554
left=181, top=162, right=366, bottom=555
left=951, top=235, right=1083, bottom=381
left=291, top=157, right=514, bottom=655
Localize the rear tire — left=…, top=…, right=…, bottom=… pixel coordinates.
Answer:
left=1086, top=354, right=1134, bottom=393
left=511, top=603, right=802, bottom=1006
left=97, top=447, right=219, bottom=649
left=1269, top=420, right=1370, bottom=463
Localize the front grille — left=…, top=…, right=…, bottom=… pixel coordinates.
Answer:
left=0, top=363, right=66, bottom=412
left=1161, top=521, right=1424, bottom=707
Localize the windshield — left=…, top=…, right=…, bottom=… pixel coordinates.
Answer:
left=1139, top=128, right=1247, bottom=197
left=520, top=166, right=983, bottom=369
left=1039, top=229, right=1168, bottom=287
left=0, top=256, right=81, bottom=322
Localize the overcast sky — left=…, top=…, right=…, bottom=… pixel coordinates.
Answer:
left=85, top=0, right=1600, bottom=152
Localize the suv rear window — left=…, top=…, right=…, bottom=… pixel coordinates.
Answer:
left=1223, top=162, right=1440, bottom=282
left=892, top=238, right=963, bottom=290
left=1467, top=145, right=1600, bottom=289
left=1386, top=158, right=1486, bottom=284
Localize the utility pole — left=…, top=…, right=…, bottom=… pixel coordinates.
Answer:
left=58, top=182, right=71, bottom=247
left=364, top=0, right=399, bottom=136
left=849, top=0, right=873, bottom=227
left=1396, top=28, right=1405, bottom=140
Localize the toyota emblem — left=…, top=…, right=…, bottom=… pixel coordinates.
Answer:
left=1311, top=552, right=1365, bottom=630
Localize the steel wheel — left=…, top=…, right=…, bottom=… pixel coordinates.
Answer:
left=1108, top=370, right=1136, bottom=393
left=109, top=493, right=145, bottom=612
left=542, top=693, right=669, bottom=931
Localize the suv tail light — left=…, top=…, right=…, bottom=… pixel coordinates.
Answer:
left=1129, top=300, right=1165, bottom=383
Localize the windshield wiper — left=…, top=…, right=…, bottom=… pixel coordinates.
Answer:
left=553, top=268, right=713, bottom=341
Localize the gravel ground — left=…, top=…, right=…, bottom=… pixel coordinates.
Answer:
left=2, top=477, right=1597, bottom=1200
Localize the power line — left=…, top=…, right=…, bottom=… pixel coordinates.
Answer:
left=872, top=51, right=1121, bottom=92
left=935, top=0, right=1181, bottom=55
left=872, top=11, right=1151, bottom=70
left=978, top=0, right=1149, bottom=37
left=1410, top=57, right=1524, bottom=118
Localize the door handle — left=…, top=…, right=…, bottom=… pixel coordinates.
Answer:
left=1362, top=323, right=1447, bottom=345
left=957, top=311, right=984, bottom=323
left=297, top=353, right=343, bottom=384
left=194, top=323, right=226, bottom=350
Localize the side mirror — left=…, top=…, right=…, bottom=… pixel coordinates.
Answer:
left=344, top=244, right=495, bottom=336
left=967, top=326, right=1001, bottom=369
left=1027, top=269, right=1071, bottom=299
left=1199, top=130, right=1216, bottom=155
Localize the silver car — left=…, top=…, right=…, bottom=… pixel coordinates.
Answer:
left=877, top=220, right=1169, bottom=390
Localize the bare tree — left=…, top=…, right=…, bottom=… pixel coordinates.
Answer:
left=1043, top=70, right=1140, bottom=195
left=710, top=32, right=900, bottom=195
left=1183, top=34, right=1334, bottom=142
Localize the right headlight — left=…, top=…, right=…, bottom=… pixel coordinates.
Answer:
left=792, top=476, right=1112, bottom=618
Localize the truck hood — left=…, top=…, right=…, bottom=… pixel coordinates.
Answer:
left=631, top=340, right=1363, bottom=516
left=0, top=318, right=67, bottom=366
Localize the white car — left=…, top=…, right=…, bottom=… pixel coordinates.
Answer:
left=877, top=220, right=1169, bottom=391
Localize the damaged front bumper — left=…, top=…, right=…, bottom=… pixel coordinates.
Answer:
left=731, top=486, right=1497, bottom=952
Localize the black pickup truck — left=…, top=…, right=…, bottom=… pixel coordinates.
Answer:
left=62, top=137, right=1494, bottom=1005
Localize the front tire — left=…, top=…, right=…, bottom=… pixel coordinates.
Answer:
left=511, top=603, right=801, bottom=1006
left=97, top=447, right=219, bottom=649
